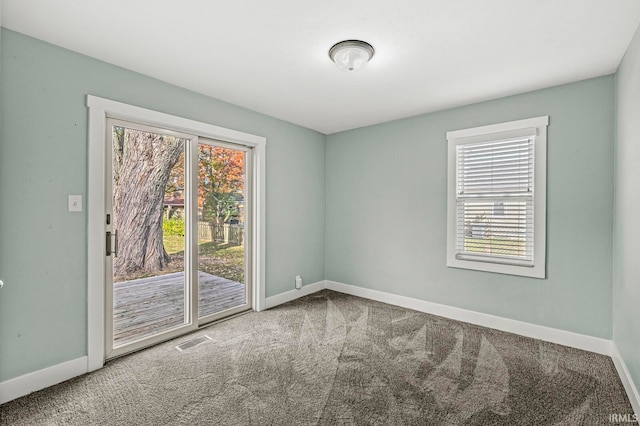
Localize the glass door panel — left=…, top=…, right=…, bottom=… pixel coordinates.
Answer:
left=197, top=142, right=250, bottom=319
left=108, top=121, right=191, bottom=351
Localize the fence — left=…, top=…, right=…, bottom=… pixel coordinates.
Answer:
left=198, top=222, right=244, bottom=246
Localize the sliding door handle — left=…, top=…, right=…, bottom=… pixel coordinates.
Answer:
left=106, top=230, right=119, bottom=257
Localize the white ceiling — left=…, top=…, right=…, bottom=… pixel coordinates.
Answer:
left=2, top=1, right=640, bottom=134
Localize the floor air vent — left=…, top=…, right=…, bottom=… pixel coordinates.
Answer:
left=175, top=335, right=211, bottom=351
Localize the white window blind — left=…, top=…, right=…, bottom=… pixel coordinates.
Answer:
left=455, top=136, right=535, bottom=266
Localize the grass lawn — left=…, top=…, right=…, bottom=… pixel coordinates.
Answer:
left=163, top=234, right=186, bottom=254
left=464, top=237, right=525, bottom=257
left=163, top=235, right=245, bottom=283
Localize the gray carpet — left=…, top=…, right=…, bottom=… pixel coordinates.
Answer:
left=0, top=290, right=634, bottom=425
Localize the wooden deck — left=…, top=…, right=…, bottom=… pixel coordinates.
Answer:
left=113, top=271, right=246, bottom=346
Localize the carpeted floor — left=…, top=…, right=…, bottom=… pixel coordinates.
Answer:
left=0, top=290, right=634, bottom=425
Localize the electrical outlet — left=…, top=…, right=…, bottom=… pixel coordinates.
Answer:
left=295, top=275, right=302, bottom=290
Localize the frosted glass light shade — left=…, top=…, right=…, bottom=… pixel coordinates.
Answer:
left=329, top=40, right=374, bottom=72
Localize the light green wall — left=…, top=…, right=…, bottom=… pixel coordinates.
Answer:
left=614, top=24, right=640, bottom=397
left=326, top=76, right=615, bottom=339
left=0, top=29, right=326, bottom=382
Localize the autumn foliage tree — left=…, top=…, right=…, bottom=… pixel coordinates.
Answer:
left=198, top=146, right=244, bottom=225
left=165, top=145, right=245, bottom=224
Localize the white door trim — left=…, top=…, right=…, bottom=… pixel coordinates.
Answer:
left=86, top=95, right=266, bottom=372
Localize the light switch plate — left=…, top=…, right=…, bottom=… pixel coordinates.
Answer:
left=68, top=195, right=82, bottom=212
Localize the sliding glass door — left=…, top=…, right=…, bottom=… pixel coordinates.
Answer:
left=104, top=121, right=251, bottom=359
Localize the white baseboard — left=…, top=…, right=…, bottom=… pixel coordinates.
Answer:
left=325, top=280, right=613, bottom=356
left=265, top=280, right=326, bottom=309
left=612, top=345, right=640, bottom=417
left=265, top=279, right=613, bottom=356
left=0, top=356, right=88, bottom=405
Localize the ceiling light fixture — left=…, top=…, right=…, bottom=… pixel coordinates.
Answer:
left=329, top=40, right=374, bottom=72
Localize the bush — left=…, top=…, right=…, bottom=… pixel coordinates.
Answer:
left=163, top=217, right=185, bottom=236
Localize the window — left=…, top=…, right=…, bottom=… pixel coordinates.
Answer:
left=446, top=116, right=548, bottom=278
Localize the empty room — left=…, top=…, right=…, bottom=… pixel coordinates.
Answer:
left=1, top=1, right=639, bottom=425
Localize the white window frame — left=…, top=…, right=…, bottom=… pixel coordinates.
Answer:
left=446, top=116, right=548, bottom=279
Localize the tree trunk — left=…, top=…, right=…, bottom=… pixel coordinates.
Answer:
left=112, top=128, right=184, bottom=278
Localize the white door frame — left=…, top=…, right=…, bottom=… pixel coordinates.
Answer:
left=86, top=95, right=266, bottom=372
